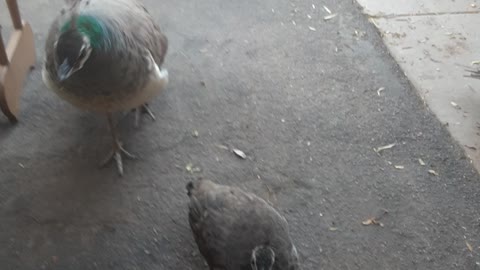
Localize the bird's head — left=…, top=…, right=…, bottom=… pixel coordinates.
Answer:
left=54, top=29, right=92, bottom=81
left=251, top=246, right=275, bottom=270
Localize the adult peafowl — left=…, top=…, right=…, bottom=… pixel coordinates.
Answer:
left=42, top=0, right=169, bottom=176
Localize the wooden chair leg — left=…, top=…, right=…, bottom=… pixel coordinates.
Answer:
left=0, top=30, right=18, bottom=123
left=0, top=0, right=36, bottom=124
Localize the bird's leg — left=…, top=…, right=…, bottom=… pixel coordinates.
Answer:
left=133, top=103, right=156, bottom=128
left=100, top=113, right=136, bottom=176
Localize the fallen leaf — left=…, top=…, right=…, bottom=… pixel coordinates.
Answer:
left=466, top=241, right=473, bottom=252
left=377, top=87, right=385, bottom=96
left=354, top=30, right=367, bottom=38
left=323, top=5, right=331, bottom=14
left=418, top=158, right=426, bottom=166
left=362, top=218, right=384, bottom=227
left=233, top=149, right=247, bottom=159
left=451, top=101, right=461, bottom=109
left=369, top=18, right=380, bottom=28
left=329, top=227, right=338, bottom=231
left=193, top=130, right=199, bottom=137
left=374, top=143, right=396, bottom=153
left=312, top=4, right=316, bottom=9
left=465, top=145, right=477, bottom=151
left=394, top=165, right=404, bottom=170
left=308, top=26, right=317, bottom=31
left=186, top=163, right=193, bottom=172
left=324, top=13, right=338, bottom=21
left=428, top=169, right=439, bottom=176
left=472, top=60, right=480, bottom=65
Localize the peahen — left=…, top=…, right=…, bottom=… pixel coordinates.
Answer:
left=42, top=0, right=168, bottom=176
left=186, top=179, right=300, bottom=270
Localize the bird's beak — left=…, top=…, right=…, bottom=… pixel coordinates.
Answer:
left=57, top=60, right=73, bottom=82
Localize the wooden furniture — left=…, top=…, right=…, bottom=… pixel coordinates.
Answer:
left=0, top=0, right=35, bottom=123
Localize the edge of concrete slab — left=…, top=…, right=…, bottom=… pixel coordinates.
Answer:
left=353, top=0, right=480, bottom=173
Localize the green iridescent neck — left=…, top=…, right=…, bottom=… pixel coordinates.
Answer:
left=61, top=15, right=110, bottom=49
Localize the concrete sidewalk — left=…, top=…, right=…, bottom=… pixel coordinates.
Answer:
left=356, top=0, right=480, bottom=170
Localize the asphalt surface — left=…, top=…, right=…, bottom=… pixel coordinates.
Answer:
left=1, top=0, right=480, bottom=269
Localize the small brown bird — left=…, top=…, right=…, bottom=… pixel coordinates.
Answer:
left=186, top=179, right=300, bottom=270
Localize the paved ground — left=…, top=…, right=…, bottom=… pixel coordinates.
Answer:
left=356, top=0, right=480, bottom=172
left=1, top=0, right=480, bottom=269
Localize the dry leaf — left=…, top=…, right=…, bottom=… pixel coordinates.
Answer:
left=362, top=218, right=384, bottom=227
left=377, top=87, right=385, bottom=96
left=450, top=101, right=460, bottom=109
left=465, top=145, right=477, bottom=150
left=354, top=30, right=367, bottom=38
left=233, top=149, right=247, bottom=159
left=323, top=5, right=331, bottom=14
left=374, top=143, right=396, bottom=153
left=428, top=169, right=439, bottom=176
left=394, top=165, right=404, bottom=170
left=418, top=158, right=426, bottom=166
left=466, top=241, right=473, bottom=252
left=369, top=17, right=379, bottom=28
left=324, top=14, right=338, bottom=21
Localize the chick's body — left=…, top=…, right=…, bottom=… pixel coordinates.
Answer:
left=187, top=179, right=299, bottom=270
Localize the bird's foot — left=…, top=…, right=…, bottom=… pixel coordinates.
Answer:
left=133, top=103, right=156, bottom=128
left=99, top=141, right=136, bottom=176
